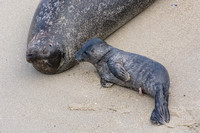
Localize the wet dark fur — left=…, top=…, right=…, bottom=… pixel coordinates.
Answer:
left=26, top=0, right=155, bottom=74
left=75, top=38, right=170, bottom=125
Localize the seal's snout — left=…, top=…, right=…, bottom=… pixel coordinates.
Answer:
left=26, top=48, right=37, bottom=63
left=26, top=43, right=55, bottom=63
left=26, top=41, right=63, bottom=74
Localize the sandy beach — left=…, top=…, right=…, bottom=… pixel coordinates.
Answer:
left=0, top=0, right=200, bottom=132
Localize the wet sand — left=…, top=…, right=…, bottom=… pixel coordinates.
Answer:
left=0, top=0, right=200, bottom=132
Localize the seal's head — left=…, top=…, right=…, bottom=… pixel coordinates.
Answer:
left=26, top=31, right=63, bottom=74
left=75, top=38, right=112, bottom=64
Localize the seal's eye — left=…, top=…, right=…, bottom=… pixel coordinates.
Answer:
left=49, top=44, right=52, bottom=47
left=83, top=51, right=88, bottom=55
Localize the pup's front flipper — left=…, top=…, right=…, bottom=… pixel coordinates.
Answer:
left=108, top=60, right=130, bottom=82
left=150, top=84, right=170, bottom=125
left=101, top=78, right=114, bottom=88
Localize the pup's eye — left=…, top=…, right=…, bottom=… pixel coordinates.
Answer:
left=83, top=51, right=88, bottom=55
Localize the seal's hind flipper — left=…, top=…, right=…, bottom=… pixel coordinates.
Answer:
left=150, top=84, right=170, bottom=125
left=108, top=60, right=130, bottom=82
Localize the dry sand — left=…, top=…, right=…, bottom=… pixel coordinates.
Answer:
left=0, top=0, right=200, bottom=132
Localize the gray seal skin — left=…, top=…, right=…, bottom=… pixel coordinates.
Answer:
left=75, top=38, right=170, bottom=125
left=26, top=0, right=155, bottom=74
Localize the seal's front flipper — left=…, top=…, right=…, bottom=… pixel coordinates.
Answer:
left=101, top=78, right=114, bottom=88
left=108, top=60, right=130, bottom=82
left=150, top=84, right=170, bottom=125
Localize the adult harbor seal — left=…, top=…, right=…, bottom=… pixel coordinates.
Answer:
left=75, top=38, right=170, bottom=125
left=26, top=0, right=155, bottom=74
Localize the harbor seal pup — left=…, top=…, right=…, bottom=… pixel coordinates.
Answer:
left=26, top=0, right=155, bottom=74
left=75, top=38, right=170, bottom=125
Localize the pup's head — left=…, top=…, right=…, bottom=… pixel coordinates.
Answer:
left=75, top=38, right=112, bottom=64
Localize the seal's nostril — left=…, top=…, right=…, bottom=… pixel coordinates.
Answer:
left=26, top=53, right=34, bottom=63
left=26, top=53, right=34, bottom=62
left=27, top=54, right=33, bottom=58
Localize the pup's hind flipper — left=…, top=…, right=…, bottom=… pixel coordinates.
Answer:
left=150, top=84, right=170, bottom=125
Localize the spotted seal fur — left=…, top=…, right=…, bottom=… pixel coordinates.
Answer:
left=26, top=0, right=155, bottom=74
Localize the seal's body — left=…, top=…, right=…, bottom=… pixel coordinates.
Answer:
left=26, top=0, right=155, bottom=74
left=75, top=38, right=170, bottom=125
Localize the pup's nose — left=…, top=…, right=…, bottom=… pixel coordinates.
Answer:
left=75, top=52, right=80, bottom=61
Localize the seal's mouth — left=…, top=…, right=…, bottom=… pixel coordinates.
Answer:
left=26, top=47, right=62, bottom=74
left=26, top=48, right=61, bottom=62
left=31, top=59, right=57, bottom=74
